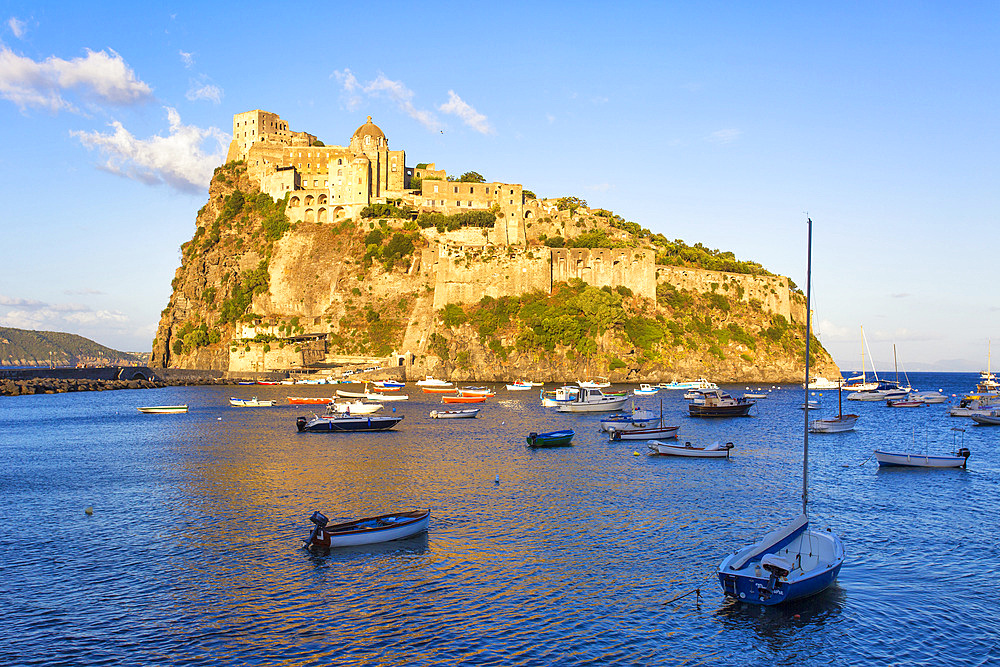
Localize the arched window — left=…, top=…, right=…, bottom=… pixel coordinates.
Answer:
left=289, top=196, right=300, bottom=207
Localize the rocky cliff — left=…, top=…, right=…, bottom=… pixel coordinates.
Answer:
left=151, top=162, right=839, bottom=383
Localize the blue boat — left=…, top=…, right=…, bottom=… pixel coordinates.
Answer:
left=718, top=217, right=845, bottom=605
left=526, top=429, right=574, bottom=447
left=296, top=414, right=403, bottom=432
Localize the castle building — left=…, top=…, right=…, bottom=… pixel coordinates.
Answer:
left=225, top=110, right=525, bottom=242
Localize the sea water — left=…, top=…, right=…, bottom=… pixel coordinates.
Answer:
left=1, top=372, right=997, bottom=665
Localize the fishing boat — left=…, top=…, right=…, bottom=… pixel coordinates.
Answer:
left=526, top=429, right=575, bottom=447
left=718, top=217, right=845, bottom=606
left=875, top=429, right=971, bottom=467
left=555, top=387, right=630, bottom=413
left=229, top=396, right=277, bottom=407
left=137, top=405, right=188, bottom=414
left=372, top=380, right=405, bottom=390
left=335, top=388, right=368, bottom=399
left=256, top=380, right=280, bottom=385
left=688, top=390, right=754, bottom=417
left=442, top=394, right=487, bottom=404
left=809, top=385, right=859, bottom=433
left=540, top=385, right=579, bottom=407
left=416, top=376, right=453, bottom=387
left=288, top=396, right=336, bottom=404
left=429, top=408, right=480, bottom=419
left=648, top=440, right=733, bottom=458
left=609, top=424, right=679, bottom=441
left=304, top=509, right=430, bottom=551
left=633, top=384, right=659, bottom=396
left=365, top=391, right=409, bottom=402
left=949, top=393, right=1000, bottom=417
left=295, top=413, right=403, bottom=432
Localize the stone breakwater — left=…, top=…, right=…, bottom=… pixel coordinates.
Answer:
left=0, top=376, right=243, bottom=397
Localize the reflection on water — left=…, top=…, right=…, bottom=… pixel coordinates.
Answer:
left=0, top=373, right=998, bottom=665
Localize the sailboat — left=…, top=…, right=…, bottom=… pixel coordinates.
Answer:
left=809, top=382, right=859, bottom=433
left=718, top=217, right=845, bottom=605
left=841, top=326, right=879, bottom=392
left=976, top=340, right=999, bottom=393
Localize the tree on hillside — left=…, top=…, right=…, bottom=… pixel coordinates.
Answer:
left=448, top=171, right=486, bottom=183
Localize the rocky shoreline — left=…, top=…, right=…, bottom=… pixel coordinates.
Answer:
left=0, top=376, right=244, bottom=397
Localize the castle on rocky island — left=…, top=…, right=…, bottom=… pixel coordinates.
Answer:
left=227, top=110, right=530, bottom=245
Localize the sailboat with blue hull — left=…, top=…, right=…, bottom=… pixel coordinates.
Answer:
left=717, top=217, right=845, bottom=605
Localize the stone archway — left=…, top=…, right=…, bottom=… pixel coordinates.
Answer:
left=289, top=196, right=301, bottom=207
left=332, top=206, right=345, bottom=219
left=305, top=195, right=315, bottom=206
left=318, top=194, right=328, bottom=205
left=318, top=207, right=328, bottom=222
left=305, top=208, right=315, bottom=222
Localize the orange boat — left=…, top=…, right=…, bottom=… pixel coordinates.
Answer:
left=422, top=386, right=457, bottom=394
left=457, top=387, right=496, bottom=397
left=287, top=396, right=336, bottom=405
left=442, top=394, right=487, bottom=404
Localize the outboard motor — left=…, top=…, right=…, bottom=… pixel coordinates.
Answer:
left=757, top=554, right=793, bottom=601
left=305, top=512, right=329, bottom=551
left=296, top=416, right=308, bottom=432
left=957, top=447, right=971, bottom=467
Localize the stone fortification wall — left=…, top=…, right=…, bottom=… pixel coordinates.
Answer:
left=427, top=244, right=551, bottom=309
left=656, top=266, right=804, bottom=322
left=552, top=248, right=657, bottom=299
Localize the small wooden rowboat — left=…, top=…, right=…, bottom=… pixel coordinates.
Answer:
left=305, top=509, right=430, bottom=551
left=137, top=405, right=188, bottom=414
left=648, top=439, right=734, bottom=458
left=526, top=429, right=575, bottom=447
left=429, top=408, right=480, bottom=419
left=442, top=394, right=487, bottom=404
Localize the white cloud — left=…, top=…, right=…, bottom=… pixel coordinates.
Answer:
left=64, top=288, right=106, bottom=296
left=8, top=17, right=26, bottom=39
left=333, top=69, right=443, bottom=132
left=439, top=90, right=493, bottom=135
left=708, top=128, right=741, bottom=144
left=0, top=293, right=127, bottom=331
left=179, top=50, right=194, bottom=68
left=71, top=107, right=228, bottom=193
left=333, top=68, right=362, bottom=110
left=186, top=80, right=222, bottom=104
left=0, top=46, right=153, bottom=112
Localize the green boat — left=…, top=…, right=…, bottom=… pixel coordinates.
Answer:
left=526, top=429, right=575, bottom=447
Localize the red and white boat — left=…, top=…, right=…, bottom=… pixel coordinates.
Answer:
left=422, top=386, right=457, bottom=394
left=457, top=386, right=495, bottom=397
left=442, top=394, right=488, bottom=404
left=287, top=396, right=336, bottom=405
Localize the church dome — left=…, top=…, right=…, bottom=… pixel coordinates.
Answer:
left=351, top=116, right=386, bottom=149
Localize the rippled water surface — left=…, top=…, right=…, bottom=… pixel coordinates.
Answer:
left=2, top=373, right=998, bottom=665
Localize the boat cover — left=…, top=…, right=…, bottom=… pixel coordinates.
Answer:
left=728, top=514, right=808, bottom=571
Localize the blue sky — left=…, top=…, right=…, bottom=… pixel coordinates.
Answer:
left=0, top=2, right=997, bottom=372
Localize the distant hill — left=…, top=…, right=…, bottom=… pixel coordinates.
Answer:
left=0, top=327, right=142, bottom=367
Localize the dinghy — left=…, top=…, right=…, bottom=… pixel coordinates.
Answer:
left=429, top=408, right=480, bottom=419
left=137, top=405, right=187, bottom=414
left=648, top=440, right=733, bottom=458
left=875, top=428, right=971, bottom=467
left=526, top=429, right=574, bottom=447
left=304, top=509, right=429, bottom=551
left=229, top=396, right=276, bottom=407
left=718, top=217, right=845, bottom=606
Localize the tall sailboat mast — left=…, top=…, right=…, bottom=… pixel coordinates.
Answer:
left=803, top=218, right=812, bottom=515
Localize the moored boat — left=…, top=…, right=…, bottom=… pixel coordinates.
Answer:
left=874, top=449, right=971, bottom=467
left=422, top=386, right=458, bottom=394
left=457, top=386, right=496, bottom=397
left=887, top=398, right=926, bottom=408
left=609, top=424, right=679, bottom=441
left=658, top=378, right=718, bottom=390
left=229, top=396, right=277, bottom=407
left=688, top=390, right=754, bottom=417
left=506, top=381, right=535, bottom=391
left=633, top=384, right=659, bottom=396
left=289, top=396, right=336, bottom=404
left=296, top=413, right=403, bottom=432
left=970, top=410, right=1000, bottom=426
left=416, top=376, right=453, bottom=387
left=809, top=384, right=859, bottom=433
left=599, top=408, right=656, bottom=432
left=442, top=394, right=487, bottom=404
left=372, top=380, right=405, bottom=390
left=577, top=377, right=611, bottom=389
left=526, top=429, right=575, bottom=447
left=305, top=509, right=429, bottom=551
left=648, top=439, right=733, bottom=458
left=429, top=408, right=480, bottom=419
left=137, top=405, right=188, bottom=414
left=328, top=400, right=382, bottom=415
left=555, top=387, right=630, bottom=413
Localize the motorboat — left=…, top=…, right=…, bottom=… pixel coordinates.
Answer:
left=526, top=429, right=575, bottom=447
left=970, top=410, right=1000, bottom=426
left=421, top=385, right=458, bottom=394
left=688, top=390, right=754, bottom=417
left=633, top=384, right=659, bottom=396
left=718, top=217, right=844, bottom=606
left=137, top=405, right=187, bottom=414
left=229, top=396, right=277, bottom=407
left=887, top=398, right=927, bottom=408
left=800, top=400, right=821, bottom=410
left=609, top=424, right=680, bottom=441
left=328, top=400, right=382, bottom=415
left=577, top=377, right=611, bottom=389
left=875, top=449, right=971, bottom=467
left=555, top=387, right=630, bottom=413
left=442, top=394, right=487, bottom=404
left=505, top=381, right=535, bottom=391
left=910, top=391, right=947, bottom=404
left=296, top=413, right=403, bottom=432
left=457, top=386, right=496, bottom=397
left=949, top=393, right=1000, bottom=417
left=415, top=376, right=453, bottom=387
left=305, top=509, right=429, bottom=551
left=599, top=408, right=656, bottom=432
left=429, top=408, right=480, bottom=419
left=648, top=439, right=733, bottom=458
left=657, top=378, right=718, bottom=390
left=540, top=385, right=579, bottom=407
left=372, top=380, right=405, bottom=390
left=805, top=376, right=841, bottom=390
